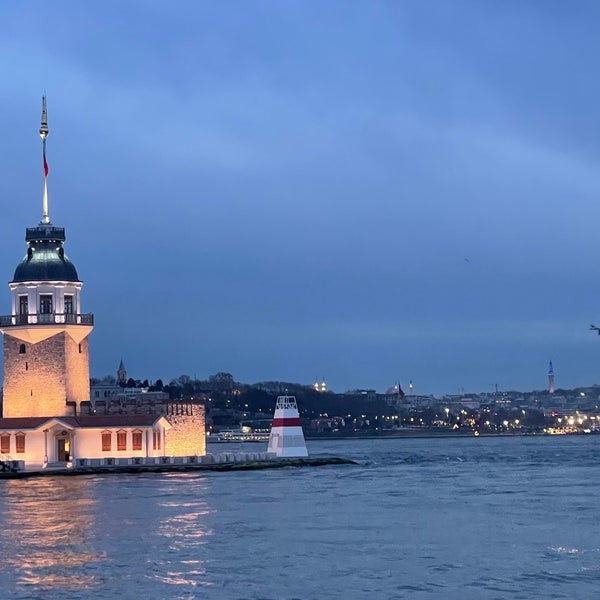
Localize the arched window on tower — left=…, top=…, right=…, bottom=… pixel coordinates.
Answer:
left=39, top=295, right=53, bottom=314
left=64, top=294, right=73, bottom=315
left=19, top=344, right=26, bottom=354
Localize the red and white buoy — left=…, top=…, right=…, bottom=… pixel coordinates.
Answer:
left=267, top=395, right=308, bottom=457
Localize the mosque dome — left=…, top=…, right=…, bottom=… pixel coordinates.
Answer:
left=11, top=225, right=80, bottom=283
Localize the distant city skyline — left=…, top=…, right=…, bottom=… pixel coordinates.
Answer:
left=2, top=1, right=600, bottom=395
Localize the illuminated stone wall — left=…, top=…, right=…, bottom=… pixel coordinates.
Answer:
left=2, top=331, right=90, bottom=418
left=164, top=402, right=206, bottom=456
left=64, top=335, right=91, bottom=412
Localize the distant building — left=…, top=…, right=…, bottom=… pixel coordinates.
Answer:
left=89, top=381, right=169, bottom=412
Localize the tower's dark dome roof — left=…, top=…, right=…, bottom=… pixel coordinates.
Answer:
left=12, top=239, right=79, bottom=283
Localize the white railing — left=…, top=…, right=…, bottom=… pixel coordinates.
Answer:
left=0, top=313, right=94, bottom=327
left=275, top=395, right=298, bottom=410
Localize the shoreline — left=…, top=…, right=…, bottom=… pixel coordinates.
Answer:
left=304, top=430, right=598, bottom=441
left=0, top=456, right=356, bottom=480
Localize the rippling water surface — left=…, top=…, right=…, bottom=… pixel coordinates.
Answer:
left=1, top=436, right=599, bottom=599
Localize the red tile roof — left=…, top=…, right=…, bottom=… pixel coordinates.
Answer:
left=0, top=415, right=164, bottom=430
left=0, top=417, right=53, bottom=430
left=74, top=415, right=163, bottom=428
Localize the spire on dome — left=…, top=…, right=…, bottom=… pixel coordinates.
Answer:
left=40, top=95, right=48, bottom=139
left=40, top=96, right=50, bottom=224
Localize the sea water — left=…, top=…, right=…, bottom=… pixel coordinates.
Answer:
left=1, top=435, right=599, bottom=599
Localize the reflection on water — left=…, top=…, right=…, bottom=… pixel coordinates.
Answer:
left=152, top=475, right=213, bottom=589
left=0, top=476, right=103, bottom=592
left=0, top=473, right=215, bottom=599
left=2, top=439, right=600, bottom=599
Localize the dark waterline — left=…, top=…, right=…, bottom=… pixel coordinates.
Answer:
left=1, top=435, right=598, bottom=599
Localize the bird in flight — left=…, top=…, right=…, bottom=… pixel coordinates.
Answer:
left=590, top=324, right=600, bottom=335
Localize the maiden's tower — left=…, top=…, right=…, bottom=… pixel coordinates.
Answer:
left=0, top=98, right=205, bottom=470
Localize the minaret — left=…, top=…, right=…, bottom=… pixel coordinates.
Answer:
left=0, top=97, right=94, bottom=418
left=313, top=377, right=327, bottom=393
left=548, top=361, right=555, bottom=394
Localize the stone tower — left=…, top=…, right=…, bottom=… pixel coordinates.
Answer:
left=0, top=97, right=94, bottom=418
left=548, top=361, right=555, bottom=395
left=117, top=359, right=127, bottom=386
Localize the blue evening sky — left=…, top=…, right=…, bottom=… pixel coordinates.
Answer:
left=1, top=1, right=600, bottom=395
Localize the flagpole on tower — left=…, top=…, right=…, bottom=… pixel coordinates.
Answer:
left=40, top=95, right=50, bottom=224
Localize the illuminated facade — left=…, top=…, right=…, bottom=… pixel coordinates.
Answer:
left=0, top=415, right=172, bottom=469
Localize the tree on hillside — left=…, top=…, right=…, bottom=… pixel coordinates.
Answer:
left=150, top=379, right=164, bottom=391
left=209, top=372, right=235, bottom=391
left=239, top=388, right=275, bottom=413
